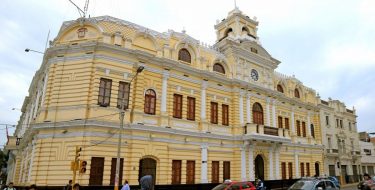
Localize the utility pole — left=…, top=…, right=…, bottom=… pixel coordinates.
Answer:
left=72, top=146, right=81, bottom=188
left=114, top=66, right=144, bottom=190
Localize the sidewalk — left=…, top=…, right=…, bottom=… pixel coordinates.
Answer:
left=341, top=182, right=358, bottom=189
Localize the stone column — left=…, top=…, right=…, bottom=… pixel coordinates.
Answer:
left=266, top=98, right=271, bottom=126
left=241, top=146, right=247, bottom=181
left=295, top=152, right=300, bottom=178
left=161, top=70, right=169, bottom=113
left=201, top=145, right=208, bottom=183
left=239, top=91, right=244, bottom=125
left=201, top=81, right=207, bottom=121
left=27, top=139, right=36, bottom=182
left=275, top=146, right=280, bottom=180
left=272, top=99, right=277, bottom=128
left=248, top=144, right=255, bottom=181
left=246, top=94, right=251, bottom=123
left=33, top=90, right=40, bottom=119
left=41, top=72, right=49, bottom=106
left=269, top=146, right=274, bottom=180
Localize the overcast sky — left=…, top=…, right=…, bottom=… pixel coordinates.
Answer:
left=1, top=0, right=375, bottom=147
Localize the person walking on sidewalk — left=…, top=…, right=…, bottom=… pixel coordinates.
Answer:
left=4, top=182, right=16, bottom=190
left=121, top=180, right=130, bottom=190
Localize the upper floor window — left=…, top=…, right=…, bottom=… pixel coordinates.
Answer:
left=117, top=82, right=130, bottom=109
left=252, top=103, right=264, bottom=125
left=325, top=115, right=329, bottom=126
left=294, top=89, right=300, bottom=98
left=178, top=48, right=191, bottom=63
left=173, top=94, right=183, bottom=118
left=222, top=104, right=229, bottom=126
left=296, top=120, right=301, bottom=136
left=211, top=102, right=218, bottom=124
left=98, top=78, right=112, bottom=107
left=277, top=85, right=284, bottom=93
left=187, top=97, right=195, bottom=121
left=250, top=47, right=258, bottom=54
left=213, top=63, right=225, bottom=74
left=349, top=122, right=352, bottom=131
left=144, top=89, right=156, bottom=114
left=224, top=28, right=233, bottom=39
left=278, top=116, right=283, bottom=128
left=284, top=118, right=289, bottom=129
left=311, top=124, right=315, bottom=138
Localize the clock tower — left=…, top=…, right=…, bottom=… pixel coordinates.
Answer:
left=214, top=8, right=280, bottom=90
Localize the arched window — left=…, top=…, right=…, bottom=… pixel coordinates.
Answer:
left=294, top=89, right=300, bottom=98
left=144, top=89, right=156, bottom=114
left=277, top=85, right=284, bottom=93
left=224, top=28, right=233, bottom=38
left=252, top=102, right=264, bottom=125
left=242, top=27, right=250, bottom=34
left=213, top=63, right=225, bottom=74
left=311, top=124, right=315, bottom=138
left=178, top=48, right=191, bottom=63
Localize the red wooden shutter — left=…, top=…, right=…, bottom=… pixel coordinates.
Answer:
left=98, top=78, right=112, bottom=106
left=187, top=97, right=195, bottom=120
left=223, top=161, right=230, bottom=181
left=285, top=118, right=290, bottom=129
left=172, top=160, right=182, bottom=184
left=89, top=157, right=105, bottom=185
left=173, top=94, right=183, bottom=118
left=288, top=162, right=293, bottom=179
left=297, top=120, right=301, bottom=136
left=211, top=102, right=218, bottom=124
left=212, top=161, right=219, bottom=183
left=282, top=162, right=286, bottom=179
left=301, top=162, right=305, bottom=177
left=186, top=160, right=195, bottom=184
left=306, top=163, right=310, bottom=176
left=302, top=122, right=306, bottom=137
left=222, top=104, right=229, bottom=126
left=278, top=116, right=283, bottom=128
left=110, top=158, right=124, bottom=186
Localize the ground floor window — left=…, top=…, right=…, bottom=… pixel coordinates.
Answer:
left=223, top=161, right=230, bottom=181
left=212, top=161, right=219, bottom=183
left=89, top=157, right=104, bottom=185
left=172, top=160, right=182, bottom=184
left=329, top=165, right=335, bottom=176
left=186, top=160, right=195, bottom=184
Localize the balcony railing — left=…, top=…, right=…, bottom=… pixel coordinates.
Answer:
left=264, top=126, right=279, bottom=136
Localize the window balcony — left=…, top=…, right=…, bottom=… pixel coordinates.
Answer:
left=244, top=123, right=291, bottom=143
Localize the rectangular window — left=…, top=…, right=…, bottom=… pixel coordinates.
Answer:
left=89, top=157, right=105, bottom=185
left=300, top=162, right=305, bottom=177
left=302, top=121, right=306, bottom=137
left=186, top=160, right=195, bottom=184
left=187, top=97, right=195, bottom=120
left=349, top=122, right=352, bottom=131
left=282, top=162, right=287, bottom=179
left=212, top=161, right=219, bottom=183
left=110, top=158, right=124, bottom=186
left=328, top=137, right=332, bottom=149
left=278, top=116, right=283, bottom=128
left=284, top=118, right=290, bottom=129
left=211, top=102, right=218, bottom=124
left=117, top=82, right=130, bottom=109
left=297, top=120, right=301, bottom=136
left=98, top=78, right=112, bottom=107
left=173, top=94, right=183, bottom=118
left=172, top=160, right=182, bottom=184
left=222, top=104, right=229, bottom=126
left=306, top=163, right=310, bottom=177
left=329, top=165, right=336, bottom=176
left=336, top=119, right=339, bottom=128
left=223, top=161, right=230, bottom=181
left=326, top=115, right=329, bottom=126
left=288, top=162, right=293, bottom=179
left=340, top=120, right=343, bottom=128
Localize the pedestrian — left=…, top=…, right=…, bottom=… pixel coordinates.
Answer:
left=64, top=180, right=72, bottom=190
left=121, top=180, right=130, bottom=190
left=256, top=178, right=265, bottom=190
left=359, top=173, right=375, bottom=190
left=28, top=184, right=37, bottom=190
left=140, top=175, right=153, bottom=190
left=4, top=182, right=16, bottom=190
left=73, top=183, right=80, bottom=190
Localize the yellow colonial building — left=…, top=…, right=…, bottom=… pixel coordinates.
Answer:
left=6, top=8, right=326, bottom=187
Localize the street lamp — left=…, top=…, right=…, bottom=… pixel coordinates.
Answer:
left=114, top=66, right=144, bottom=190
left=25, top=48, right=44, bottom=54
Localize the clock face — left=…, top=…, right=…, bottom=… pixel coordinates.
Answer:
left=251, top=69, right=259, bottom=81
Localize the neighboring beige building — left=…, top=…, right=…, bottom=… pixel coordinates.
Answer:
left=319, top=99, right=361, bottom=183
left=5, top=8, right=333, bottom=187
left=359, top=133, right=375, bottom=176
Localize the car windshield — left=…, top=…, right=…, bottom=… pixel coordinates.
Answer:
left=289, top=180, right=315, bottom=190
left=212, top=184, right=229, bottom=190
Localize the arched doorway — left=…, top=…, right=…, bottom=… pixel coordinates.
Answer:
left=139, top=158, right=157, bottom=185
left=253, top=103, right=264, bottom=125
left=315, top=162, right=320, bottom=177
left=255, top=155, right=265, bottom=180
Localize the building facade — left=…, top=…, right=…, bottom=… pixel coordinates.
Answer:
left=6, top=8, right=326, bottom=187
left=359, top=133, right=375, bottom=176
left=319, top=99, right=361, bottom=183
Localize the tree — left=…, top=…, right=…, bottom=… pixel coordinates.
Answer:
left=0, top=149, right=8, bottom=185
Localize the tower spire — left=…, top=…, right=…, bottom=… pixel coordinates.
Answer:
left=234, top=0, right=237, bottom=9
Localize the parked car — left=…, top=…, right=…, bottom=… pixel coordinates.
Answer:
left=212, top=180, right=256, bottom=190
left=288, top=177, right=339, bottom=190
left=327, top=176, right=340, bottom=189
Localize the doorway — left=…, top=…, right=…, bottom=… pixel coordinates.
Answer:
left=255, top=155, right=265, bottom=180
left=139, top=158, right=157, bottom=185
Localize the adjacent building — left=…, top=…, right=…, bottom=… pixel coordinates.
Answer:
left=6, top=8, right=342, bottom=187
left=359, top=132, right=375, bottom=176
left=319, top=99, right=361, bottom=183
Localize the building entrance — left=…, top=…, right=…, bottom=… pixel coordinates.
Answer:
left=255, top=155, right=265, bottom=180
left=139, top=158, right=157, bottom=185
